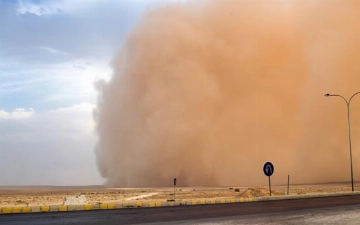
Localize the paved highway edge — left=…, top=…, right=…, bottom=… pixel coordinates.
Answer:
left=0, top=191, right=359, bottom=214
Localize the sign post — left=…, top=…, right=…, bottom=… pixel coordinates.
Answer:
left=287, top=175, right=290, bottom=195
left=263, top=162, right=274, bottom=196
left=173, top=178, right=177, bottom=202
left=268, top=176, right=271, bottom=196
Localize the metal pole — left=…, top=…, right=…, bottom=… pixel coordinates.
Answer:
left=269, top=176, right=272, bottom=196
left=325, top=92, right=359, bottom=192
left=287, top=175, right=290, bottom=195
left=346, top=103, right=354, bottom=192
left=173, top=178, right=176, bottom=203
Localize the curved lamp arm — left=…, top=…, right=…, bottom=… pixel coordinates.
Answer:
left=349, top=92, right=360, bottom=104
left=324, top=93, right=349, bottom=105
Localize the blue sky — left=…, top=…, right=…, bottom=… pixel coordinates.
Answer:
left=0, top=0, right=148, bottom=111
left=0, top=0, right=178, bottom=185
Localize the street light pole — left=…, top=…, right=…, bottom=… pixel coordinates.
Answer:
left=325, top=92, right=360, bottom=192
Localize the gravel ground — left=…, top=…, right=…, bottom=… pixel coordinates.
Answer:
left=1, top=183, right=359, bottom=207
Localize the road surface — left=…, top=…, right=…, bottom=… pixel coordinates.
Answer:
left=147, top=204, right=360, bottom=225
left=0, top=195, right=359, bottom=225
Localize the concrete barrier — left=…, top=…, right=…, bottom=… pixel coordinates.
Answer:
left=67, top=205, right=84, bottom=211
left=59, top=205, right=68, bottom=211
left=121, top=202, right=130, bottom=208
left=167, top=202, right=174, bottom=207
left=76, top=205, right=85, bottom=210
left=99, top=203, right=108, bottom=209
left=2, top=208, right=12, bottom=214
left=115, top=203, right=123, bottom=209
left=84, top=204, right=92, bottom=210
left=67, top=205, right=76, bottom=211
left=124, top=202, right=135, bottom=208
left=2, top=191, right=359, bottom=214
left=161, top=201, right=168, bottom=207
left=31, top=206, right=40, bottom=213
left=155, top=201, right=162, bottom=207
left=40, top=206, right=50, bottom=212
left=91, top=204, right=100, bottom=209
left=22, top=207, right=31, bottom=213
left=12, top=207, right=22, bottom=213
left=49, top=205, right=59, bottom=212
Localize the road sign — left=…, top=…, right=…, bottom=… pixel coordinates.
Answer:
left=174, top=178, right=177, bottom=186
left=263, top=162, right=274, bottom=196
left=263, top=162, right=274, bottom=177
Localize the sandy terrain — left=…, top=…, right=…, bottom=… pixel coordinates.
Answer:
left=0, top=183, right=359, bottom=207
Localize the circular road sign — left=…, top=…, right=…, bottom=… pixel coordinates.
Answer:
left=263, top=162, right=274, bottom=177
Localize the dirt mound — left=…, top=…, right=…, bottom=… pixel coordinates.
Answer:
left=239, top=187, right=285, bottom=198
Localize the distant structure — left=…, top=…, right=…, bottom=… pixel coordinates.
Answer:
left=63, top=195, right=87, bottom=205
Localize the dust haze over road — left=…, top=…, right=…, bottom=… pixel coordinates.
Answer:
left=94, top=0, right=360, bottom=187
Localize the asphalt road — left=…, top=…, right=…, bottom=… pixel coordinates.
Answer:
left=150, top=204, right=360, bottom=225
left=1, top=195, right=360, bottom=225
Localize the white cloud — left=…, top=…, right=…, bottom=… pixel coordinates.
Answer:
left=16, top=0, right=107, bottom=16
left=16, top=0, right=75, bottom=16
left=48, top=102, right=96, bottom=135
left=51, top=102, right=94, bottom=114
left=38, top=59, right=112, bottom=104
left=0, top=59, right=111, bottom=109
left=39, top=46, right=68, bottom=56
left=0, top=103, right=104, bottom=185
left=0, top=108, right=35, bottom=120
left=16, top=0, right=64, bottom=16
left=15, top=0, right=183, bottom=17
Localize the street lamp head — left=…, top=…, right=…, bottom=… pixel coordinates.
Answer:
left=324, top=93, right=330, bottom=97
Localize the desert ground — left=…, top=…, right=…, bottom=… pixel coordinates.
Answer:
left=0, top=183, right=359, bottom=207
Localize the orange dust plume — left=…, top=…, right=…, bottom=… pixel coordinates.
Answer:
left=94, top=0, right=360, bottom=187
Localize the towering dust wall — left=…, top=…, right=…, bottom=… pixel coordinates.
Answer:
left=94, top=0, right=360, bottom=187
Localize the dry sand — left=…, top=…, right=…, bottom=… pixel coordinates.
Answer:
left=0, top=183, right=359, bottom=207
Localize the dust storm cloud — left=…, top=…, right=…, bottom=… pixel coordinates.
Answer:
left=94, top=0, right=360, bottom=187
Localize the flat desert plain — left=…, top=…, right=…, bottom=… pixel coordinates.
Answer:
left=0, top=183, right=359, bottom=207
